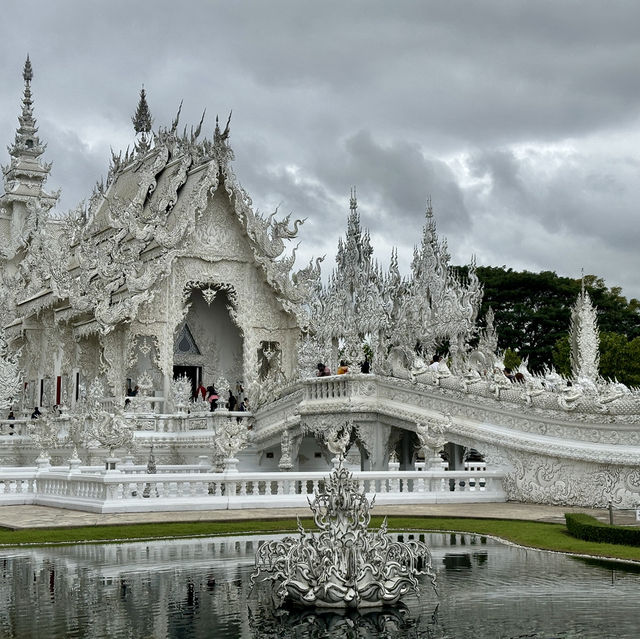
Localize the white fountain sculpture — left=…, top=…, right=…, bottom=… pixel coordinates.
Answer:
left=251, top=458, right=437, bottom=608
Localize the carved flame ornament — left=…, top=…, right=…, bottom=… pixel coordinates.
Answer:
left=252, top=461, right=436, bottom=608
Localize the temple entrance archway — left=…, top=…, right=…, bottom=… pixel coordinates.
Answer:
left=175, top=285, right=243, bottom=393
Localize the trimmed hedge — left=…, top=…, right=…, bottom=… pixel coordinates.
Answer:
left=565, top=513, right=640, bottom=547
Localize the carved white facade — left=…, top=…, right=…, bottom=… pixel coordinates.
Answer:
left=1, top=58, right=640, bottom=512
left=1, top=59, right=317, bottom=418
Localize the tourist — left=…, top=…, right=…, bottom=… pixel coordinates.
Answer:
left=195, top=382, right=206, bottom=400
left=31, top=406, right=41, bottom=420
left=337, top=360, right=349, bottom=375
left=124, top=398, right=131, bottom=409
left=360, top=359, right=370, bottom=374
left=514, top=372, right=525, bottom=384
left=127, top=385, right=139, bottom=397
left=7, top=411, right=15, bottom=420
left=243, top=397, right=250, bottom=412
left=316, top=362, right=331, bottom=377
left=503, top=368, right=515, bottom=382
left=206, top=385, right=218, bottom=411
left=228, top=390, right=237, bottom=411
left=238, top=399, right=246, bottom=412
left=428, top=355, right=441, bottom=371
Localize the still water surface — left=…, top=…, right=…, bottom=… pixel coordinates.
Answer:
left=0, top=532, right=638, bottom=638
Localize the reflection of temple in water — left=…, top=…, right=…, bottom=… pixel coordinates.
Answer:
left=1, top=533, right=639, bottom=638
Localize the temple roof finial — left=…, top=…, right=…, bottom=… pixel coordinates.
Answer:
left=132, top=86, right=153, bottom=136
left=132, top=86, right=153, bottom=154
left=7, top=55, right=46, bottom=162
left=215, top=111, right=232, bottom=142
left=23, top=55, right=33, bottom=83
left=1, top=56, right=58, bottom=233
left=349, top=186, right=357, bottom=212
left=426, top=195, right=433, bottom=218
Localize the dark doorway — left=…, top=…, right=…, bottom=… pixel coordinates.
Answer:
left=173, top=366, right=202, bottom=399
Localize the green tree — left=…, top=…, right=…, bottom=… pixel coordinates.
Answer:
left=454, top=265, right=640, bottom=374
left=551, top=335, right=571, bottom=377
left=503, top=348, right=521, bottom=370
left=552, top=332, right=640, bottom=387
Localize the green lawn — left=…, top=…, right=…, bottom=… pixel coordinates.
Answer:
left=1, top=515, right=639, bottom=563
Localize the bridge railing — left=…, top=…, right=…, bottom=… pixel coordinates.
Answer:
left=0, top=467, right=505, bottom=513
left=304, top=376, right=353, bottom=401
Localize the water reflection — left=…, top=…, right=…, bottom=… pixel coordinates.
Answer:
left=0, top=532, right=639, bottom=638
left=247, top=604, right=440, bottom=639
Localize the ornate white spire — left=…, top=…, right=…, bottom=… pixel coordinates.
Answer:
left=1, top=56, right=58, bottom=262
left=9, top=55, right=46, bottom=161
left=569, top=288, right=600, bottom=381
left=2, top=56, right=56, bottom=200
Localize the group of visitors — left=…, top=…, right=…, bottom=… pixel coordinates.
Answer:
left=193, top=382, right=249, bottom=412
left=316, top=358, right=371, bottom=377
left=503, top=367, right=525, bottom=383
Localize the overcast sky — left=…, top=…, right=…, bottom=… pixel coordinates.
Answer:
left=1, top=1, right=639, bottom=300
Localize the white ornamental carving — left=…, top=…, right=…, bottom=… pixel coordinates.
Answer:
left=171, top=374, right=192, bottom=412
left=91, top=408, right=135, bottom=456
left=252, top=461, right=437, bottom=607
left=570, top=287, right=600, bottom=383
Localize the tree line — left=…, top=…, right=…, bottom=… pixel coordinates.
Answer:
left=453, top=266, right=640, bottom=386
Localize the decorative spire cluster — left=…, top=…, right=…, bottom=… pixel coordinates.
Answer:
left=307, top=192, right=481, bottom=373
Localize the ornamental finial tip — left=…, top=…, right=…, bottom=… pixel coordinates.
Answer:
left=349, top=186, right=357, bottom=211
left=132, top=85, right=152, bottom=135
left=23, top=55, right=33, bottom=83
left=426, top=195, right=433, bottom=216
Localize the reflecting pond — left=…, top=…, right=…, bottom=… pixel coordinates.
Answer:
left=0, top=532, right=638, bottom=638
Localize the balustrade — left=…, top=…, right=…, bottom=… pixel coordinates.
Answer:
left=304, top=376, right=351, bottom=402
left=0, top=466, right=505, bottom=512
left=0, top=419, right=31, bottom=437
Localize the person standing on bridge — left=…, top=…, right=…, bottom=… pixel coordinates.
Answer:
left=316, top=362, right=331, bottom=377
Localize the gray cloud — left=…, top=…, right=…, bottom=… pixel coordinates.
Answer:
left=1, top=0, right=639, bottom=299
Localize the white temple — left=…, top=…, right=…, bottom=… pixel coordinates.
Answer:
left=1, top=58, right=640, bottom=512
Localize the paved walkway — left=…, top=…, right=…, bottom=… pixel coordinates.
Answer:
left=0, top=502, right=637, bottom=530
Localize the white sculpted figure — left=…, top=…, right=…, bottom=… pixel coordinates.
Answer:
left=252, top=461, right=437, bottom=608
left=416, top=418, right=448, bottom=468
left=92, top=407, right=135, bottom=456
left=214, top=418, right=249, bottom=468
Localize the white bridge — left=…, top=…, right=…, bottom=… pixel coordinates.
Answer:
left=2, top=371, right=639, bottom=512
left=252, top=373, right=640, bottom=509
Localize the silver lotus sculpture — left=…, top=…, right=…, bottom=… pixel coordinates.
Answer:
left=252, top=461, right=436, bottom=608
